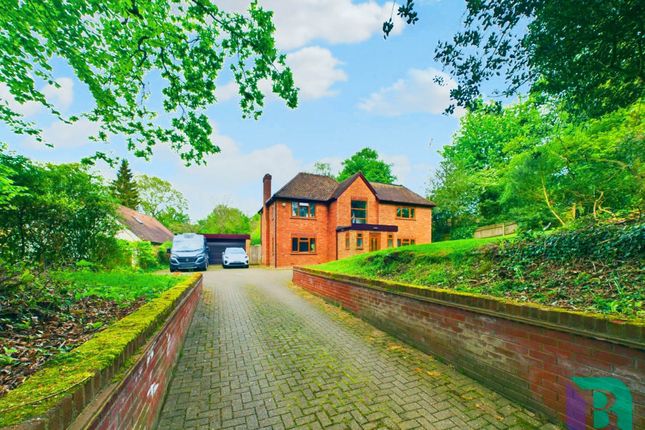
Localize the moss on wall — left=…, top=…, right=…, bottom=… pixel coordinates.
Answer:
left=0, top=274, right=201, bottom=427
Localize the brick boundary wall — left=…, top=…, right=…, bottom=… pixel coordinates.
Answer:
left=77, top=277, right=203, bottom=430
left=293, top=268, right=644, bottom=429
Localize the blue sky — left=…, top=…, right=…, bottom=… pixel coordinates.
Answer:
left=1, top=0, right=471, bottom=220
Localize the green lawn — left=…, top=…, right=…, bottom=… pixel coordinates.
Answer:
left=316, top=236, right=504, bottom=279
left=53, top=270, right=186, bottom=305
left=312, top=230, right=644, bottom=319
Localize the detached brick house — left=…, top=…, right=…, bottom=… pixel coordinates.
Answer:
left=260, top=172, right=435, bottom=267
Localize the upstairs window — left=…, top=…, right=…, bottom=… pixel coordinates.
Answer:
left=396, top=207, right=416, bottom=219
left=292, top=201, right=316, bottom=218
left=351, top=200, right=367, bottom=224
left=292, top=237, right=316, bottom=254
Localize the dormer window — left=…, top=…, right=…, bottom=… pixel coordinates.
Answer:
left=351, top=200, right=367, bottom=224
left=292, top=201, right=315, bottom=218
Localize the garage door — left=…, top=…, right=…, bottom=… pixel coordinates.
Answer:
left=207, top=240, right=246, bottom=264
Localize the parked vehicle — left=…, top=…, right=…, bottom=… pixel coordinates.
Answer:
left=222, top=247, right=249, bottom=268
left=169, top=233, right=209, bottom=272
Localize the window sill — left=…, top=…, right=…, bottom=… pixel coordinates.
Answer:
left=290, top=252, right=318, bottom=255
left=395, top=217, right=416, bottom=221
left=291, top=216, right=317, bottom=220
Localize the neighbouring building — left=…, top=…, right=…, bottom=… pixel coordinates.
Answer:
left=116, top=205, right=173, bottom=245
left=260, top=172, right=435, bottom=268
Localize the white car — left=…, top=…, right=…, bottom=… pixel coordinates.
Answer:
left=222, top=247, right=249, bottom=268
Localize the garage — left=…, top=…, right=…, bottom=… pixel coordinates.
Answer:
left=203, top=234, right=250, bottom=265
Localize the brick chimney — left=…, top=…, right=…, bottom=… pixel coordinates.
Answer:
left=263, top=173, right=272, bottom=206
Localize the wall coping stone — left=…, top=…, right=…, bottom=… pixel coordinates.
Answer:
left=294, top=267, right=644, bottom=350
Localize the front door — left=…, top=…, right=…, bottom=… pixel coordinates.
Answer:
left=369, top=233, right=380, bottom=252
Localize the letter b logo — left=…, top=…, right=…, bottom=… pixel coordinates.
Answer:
left=567, top=377, right=632, bottom=429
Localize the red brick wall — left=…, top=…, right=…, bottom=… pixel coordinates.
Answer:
left=334, top=176, right=380, bottom=226
left=87, top=279, right=202, bottom=430
left=378, top=203, right=432, bottom=244
left=268, top=200, right=332, bottom=267
left=261, top=203, right=271, bottom=266
left=293, top=269, right=644, bottom=429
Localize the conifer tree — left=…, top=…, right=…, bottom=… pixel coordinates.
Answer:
left=111, top=160, right=140, bottom=209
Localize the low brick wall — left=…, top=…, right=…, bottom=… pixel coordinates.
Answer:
left=293, top=267, right=644, bottom=429
left=82, top=276, right=202, bottom=429
left=0, top=275, right=202, bottom=430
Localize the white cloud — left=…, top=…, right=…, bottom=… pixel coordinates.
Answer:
left=0, top=84, right=42, bottom=116
left=358, top=67, right=464, bottom=117
left=42, top=78, right=74, bottom=112
left=146, top=126, right=304, bottom=219
left=286, top=47, right=348, bottom=99
left=0, top=77, right=75, bottom=117
left=216, top=46, right=347, bottom=102
left=216, top=81, right=239, bottom=102
left=217, top=1, right=403, bottom=50
left=24, top=117, right=101, bottom=150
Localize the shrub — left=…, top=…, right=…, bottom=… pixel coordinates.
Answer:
left=0, top=155, right=118, bottom=268
left=157, top=241, right=172, bottom=266
left=498, top=220, right=644, bottom=265
left=133, top=241, right=159, bottom=270
left=0, top=261, right=74, bottom=324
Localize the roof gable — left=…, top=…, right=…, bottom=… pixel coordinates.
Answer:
left=331, top=172, right=377, bottom=200
left=117, top=206, right=174, bottom=244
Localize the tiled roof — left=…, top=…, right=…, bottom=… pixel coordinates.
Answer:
left=371, top=182, right=436, bottom=207
left=270, top=172, right=339, bottom=202
left=117, top=205, right=174, bottom=244
left=268, top=172, right=435, bottom=207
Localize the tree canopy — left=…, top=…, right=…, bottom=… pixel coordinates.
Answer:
left=197, top=204, right=250, bottom=234
left=136, top=174, right=191, bottom=232
left=439, top=0, right=644, bottom=118
left=429, top=99, right=644, bottom=239
left=1, top=0, right=298, bottom=164
left=0, top=154, right=118, bottom=266
left=390, top=1, right=644, bottom=118
left=338, top=148, right=396, bottom=184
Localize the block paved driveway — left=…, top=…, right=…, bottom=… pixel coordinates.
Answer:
left=157, top=268, right=556, bottom=430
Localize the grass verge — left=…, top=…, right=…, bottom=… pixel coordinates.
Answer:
left=53, top=270, right=183, bottom=305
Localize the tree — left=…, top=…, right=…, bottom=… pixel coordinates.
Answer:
left=502, top=102, right=645, bottom=225
left=249, top=213, right=261, bottom=245
left=312, top=161, right=334, bottom=177
left=1, top=0, right=298, bottom=164
left=197, top=204, right=250, bottom=234
left=137, top=174, right=191, bottom=232
left=0, top=145, right=24, bottom=207
left=338, top=148, right=396, bottom=184
left=111, top=160, right=140, bottom=208
left=390, top=1, right=644, bottom=118
left=0, top=155, right=118, bottom=266
left=430, top=99, right=644, bottom=233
